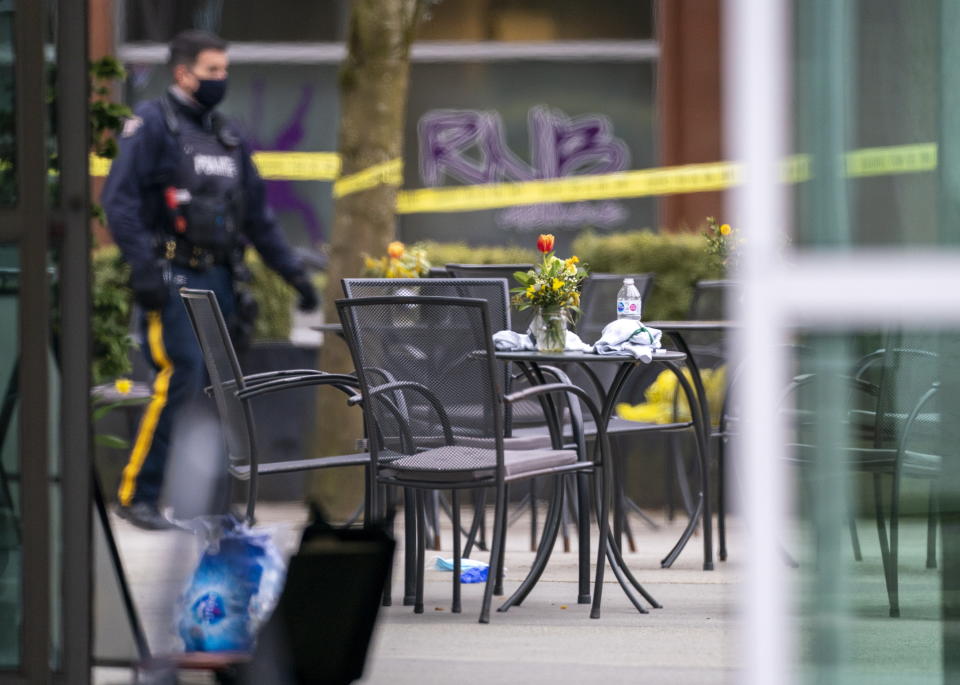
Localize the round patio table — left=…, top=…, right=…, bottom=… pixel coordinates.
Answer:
left=494, top=348, right=712, bottom=615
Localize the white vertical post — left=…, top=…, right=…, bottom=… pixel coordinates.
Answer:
left=724, top=0, right=792, bottom=683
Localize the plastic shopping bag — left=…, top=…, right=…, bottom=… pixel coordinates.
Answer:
left=177, top=515, right=285, bottom=652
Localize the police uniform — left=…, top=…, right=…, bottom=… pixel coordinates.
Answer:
left=102, top=88, right=315, bottom=514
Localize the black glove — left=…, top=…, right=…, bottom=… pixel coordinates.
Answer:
left=130, top=264, right=168, bottom=311
left=290, top=273, right=319, bottom=312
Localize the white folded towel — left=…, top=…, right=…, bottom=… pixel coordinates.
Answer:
left=492, top=329, right=593, bottom=352
left=493, top=330, right=535, bottom=350
left=593, top=319, right=662, bottom=363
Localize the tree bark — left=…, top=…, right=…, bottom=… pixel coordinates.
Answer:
left=309, top=0, right=425, bottom=518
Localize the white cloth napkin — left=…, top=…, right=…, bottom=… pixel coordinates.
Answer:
left=492, top=329, right=593, bottom=352
left=493, top=330, right=535, bottom=351
left=593, top=319, right=662, bottom=363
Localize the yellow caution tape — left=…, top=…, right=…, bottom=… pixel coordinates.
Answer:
left=332, top=158, right=403, bottom=198
left=396, top=161, right=738, bottom=214
left=846, top=143, right=937, bottom=177
left=86, top=142, right=939, bottom=213
left=251, top=152, right=341, bottom=180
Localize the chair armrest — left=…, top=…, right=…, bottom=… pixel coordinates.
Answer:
left=234, top=373, right=360, bottom=400
left=505, top=382, right=609, bottom=465
left=205, top=369, right=335, bottom=397
left=537, top=365, right=587, bottom=453
left=354, top=380, right=455, bottom=446
left=896, top=382, right=940, bottom=456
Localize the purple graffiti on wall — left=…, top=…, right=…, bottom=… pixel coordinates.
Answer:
left=419, top=106, right=631, bottom=230
left=247, top=82, right=324, bottom=243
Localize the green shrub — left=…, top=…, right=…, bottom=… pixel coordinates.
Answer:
left=245, top=251, right=326, bottom=342
left=572, top=230, right=725, bottom=320
left=417, top=241, right=538, bottom=267
left=245, top=251, right=293, bottom=342
left=91, top=245, right=134, bottom=384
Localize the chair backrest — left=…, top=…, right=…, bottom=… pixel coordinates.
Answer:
left=336, top=296, right=504, bottom=472
left=682, top=279, right=735, bottom=369
left=867, top=335, right=940, bottom=450
left=576, top=273, right=655, bottom=343
left=688, top=279, right=733, bottom=320
left=341, top=278, right=511, bottom=331
left=445, top=263, right=534, bottom=333
left=179, top=289, right=257, bottom=488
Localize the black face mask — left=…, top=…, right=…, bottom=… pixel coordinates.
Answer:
left=193, top=77, right=227, bottom=109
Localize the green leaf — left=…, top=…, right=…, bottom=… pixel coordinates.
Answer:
left=95, top=434, right=130, bottom=449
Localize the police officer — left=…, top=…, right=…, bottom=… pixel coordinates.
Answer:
left=102, top=30, right=318, bottom=530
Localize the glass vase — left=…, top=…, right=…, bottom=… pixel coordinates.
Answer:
left=532, top=307, right=568, bottom=353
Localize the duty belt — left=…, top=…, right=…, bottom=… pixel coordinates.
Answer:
left=162, top=237, right=231, bottom=270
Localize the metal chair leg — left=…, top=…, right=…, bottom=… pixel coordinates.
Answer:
left=463, top=488, right=487, bottom=558
left=927, top=481, right=938, bottom=569
left=889, top=473, right=901, bottom=618
left=591, top=456, right=613, bottom=619
left=500, top=476, right=564, bottom=611
left=717, top=435, right=728, bottom=561
left=494, top=484, right=509, bottom=596
left=415, top=491, right=426, bottom=614
left=872, top=474, right=895, bottom=617
left=452, top=490, right=462, bottom=614
left=480, top=483, right=508, bottom=624
left=577, top=470, right=591, bottom=605
left=848, top=514, right=862, bottom=562
left=529, top=479, right=538, bottom=552
left=403, top=488, right=416, bottom=607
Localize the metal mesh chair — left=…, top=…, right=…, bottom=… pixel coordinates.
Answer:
left=684, top=279, right=732, bottom=366
left=445, top=263, right=535, bottom=333
left=343, top=277, right=589, bottom=572
left=336, top=295, right=612, bottom=622
left=180, top=288, right=369, bottom=523
left=785, top=336, right=941, bottom=617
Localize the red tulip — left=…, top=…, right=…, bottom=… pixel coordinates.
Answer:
left=537, top=234, right=555, bottom=253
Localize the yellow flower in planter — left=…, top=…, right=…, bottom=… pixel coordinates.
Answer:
left=362, top=242, right=432, bottom=278
left=114, top=378, right=133, bottom=395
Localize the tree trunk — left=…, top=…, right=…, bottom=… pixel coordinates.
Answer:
left=309, top=0, right=425, bottom=518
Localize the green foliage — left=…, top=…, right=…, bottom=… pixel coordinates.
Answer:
left=89, top=57, right=132, bottom=161
left=91, top=246, right=134, bottom=384
left=416, top=241, right=538, bottom=266
left=246, top=251, right=293, bottom=341
left=572, top=230, right=726, bottom=321
left=245, top=251, right=326, bottom=341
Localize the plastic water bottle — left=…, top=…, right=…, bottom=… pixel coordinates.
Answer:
left=616, top=278, right=642, bottom=320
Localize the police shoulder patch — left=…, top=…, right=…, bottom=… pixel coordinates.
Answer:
left=121, top=116, right=143, bottom=138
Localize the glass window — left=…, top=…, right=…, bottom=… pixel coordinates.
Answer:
left=0, top=1, right=15, bottom=208
left=786, top=330, right=952, bottom=683
left=123, top=0, right=349, bottom=42
left=121, top=0, right=653, bottom=43
left=0, top=244, right=20, bottom=669
left=791, top=0, right=940, bottom=247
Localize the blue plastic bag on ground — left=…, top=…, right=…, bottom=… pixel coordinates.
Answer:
left=434, top=556, right=490, bottom=583
left=177, top=516, right=285, bottom=652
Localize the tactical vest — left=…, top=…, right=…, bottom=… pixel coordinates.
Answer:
left=159, top=94, right=245, bottom=265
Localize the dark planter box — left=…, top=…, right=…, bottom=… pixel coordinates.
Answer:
left=239, top=341, right=321, bottom=501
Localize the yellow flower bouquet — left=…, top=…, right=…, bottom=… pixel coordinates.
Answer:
left=510, top=234, right=589, bottom=351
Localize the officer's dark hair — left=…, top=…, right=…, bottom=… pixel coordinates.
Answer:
left=167, top=30, right=228, bottom=72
